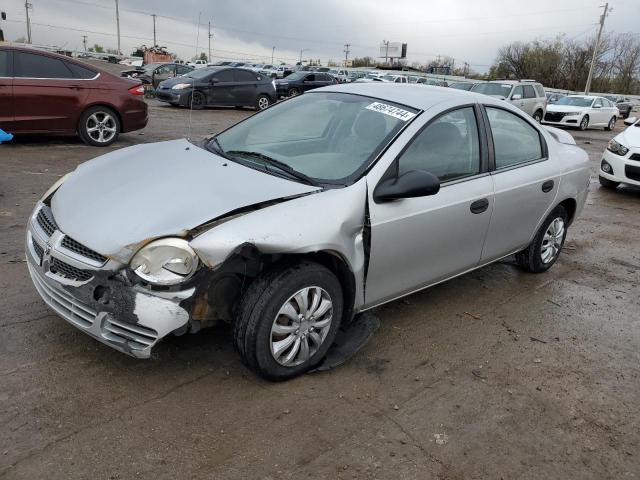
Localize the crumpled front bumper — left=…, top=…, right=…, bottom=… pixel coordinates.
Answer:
left=26, top=204, right=195, bottom=358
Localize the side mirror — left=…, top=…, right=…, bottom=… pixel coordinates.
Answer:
left=511, top=93, right=522, bottom=100
left=593, top=104, right=601, bottom=109
left=624, top=117, right=637, bottom=126
left=373, top=170, right=440, bottom=203
left=209, top=78, right=217, bottom=84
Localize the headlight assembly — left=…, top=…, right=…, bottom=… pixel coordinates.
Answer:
left=563, top=111, right=580, bottom=116
left=607, top=139, right=629, bottom=156
left=171, top=83, right=192, bottom=90
left=130, top=238, right=199, bottom=285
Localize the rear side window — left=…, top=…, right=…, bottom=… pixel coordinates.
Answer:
left=66, top=62, right=96, bottom=79
left=522, top=85, right=536, bottom=99
left=234, top=69, right=255, bottom=82
left=486, top=107, right=543, bottom=169
left=0, top=50, right=10, bottom=77
left=534, top=84, right=545, bottom=98
left=305, top=74, right=316, bottom=81
left=15, top=52, right=74, bottom=78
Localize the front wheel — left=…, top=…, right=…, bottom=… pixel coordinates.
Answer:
left=533, top=110, right=543, bottom=123
left=188, top=90, right=206, bottom=109
left=516, top=206, right=568, bottom=273
left=579, top=115, right=589, bottom=131
left=256, top=94, right=271, bottom=111
left=605, top=116, right=616, bottom=131
left=599, top=176, right=620, bottom=189
left=78, top=106, right=120, bottom=147
left=233, top=262, right=343, bottom=380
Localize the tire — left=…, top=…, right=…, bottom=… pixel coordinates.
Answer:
left=605, top=116, right=616, bottom=131
left=188, top=91, right=206, bottom=109
left=78, top=106, right=120, bottom=147
left=233, top=261, right=343, bottom=380
left=599, top=176, right=619, bottom=189
left=256, top=94, right=271, bottom=111
left=288, top=88, right=300, bottom=97
left=516, top=206, right=568, bottom=273
left=622, top=111, right=629, bottom=120
left=533, top=110, right=543, bottom=123
left=579, top=115, right=589, bottom=131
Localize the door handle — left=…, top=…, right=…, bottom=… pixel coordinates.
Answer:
left=541, top=180, right=554, bottom=193
left=470, top=198, right=489, bottom=214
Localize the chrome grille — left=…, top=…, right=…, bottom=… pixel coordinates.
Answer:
left=61, top=236, right=107, bottom=264
left=102, top=317, right=158, bottom=350
left=50, top=258, right=93, bottom=282
left=29, top=264, right=97, bottom=328
left=36, top=206, right=57, bottom=237
left=32, top=241, right=44, bottom=265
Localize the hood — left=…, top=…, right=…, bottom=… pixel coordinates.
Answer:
left=618, top=124, right=640, bottom=148
left=547, top=104, right=588, bottom=113
left=158, top=76, right=194, bottom=88
left=51, top=139, right=320, bottom=256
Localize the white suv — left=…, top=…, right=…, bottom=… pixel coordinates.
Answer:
left=472, top=80, right=547, bottom=122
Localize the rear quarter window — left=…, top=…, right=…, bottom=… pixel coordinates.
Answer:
left=66, top=62, right=97, bottom=79
left=534, top=84, right=545, bottom=98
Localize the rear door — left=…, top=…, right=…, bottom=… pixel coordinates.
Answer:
left=0, top=49, right=13, bottom=129
left=481, top=106, right=559, bottom=262
left=233, top=69, right=258, bottom=106
left=522, top=85, right=537, bottom=115
left=12, top=50, right=90, bottom=133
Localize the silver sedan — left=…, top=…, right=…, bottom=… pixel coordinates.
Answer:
left=26, top=84, right=590, bottom=380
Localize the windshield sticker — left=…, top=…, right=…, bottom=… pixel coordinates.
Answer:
left=366, top=102, right=416, bottom=121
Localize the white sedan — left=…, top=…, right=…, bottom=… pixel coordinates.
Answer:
left=542, top=95, right=619, bottom=131
left=599, top=116, right=640, bottom=189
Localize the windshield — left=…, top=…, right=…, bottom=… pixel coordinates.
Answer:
left=556, top=96, right=594, bottom=107
left=382, top=74, right=395, bottom=81
left=472, top=83, right=512, bottom=97
left=143, top=63, right=162, bottom=73
left=209, top=92, right=418, bottom=184
left=450, top=82, right=474, bottom=91
left=184, top=68, right=217, bottom=79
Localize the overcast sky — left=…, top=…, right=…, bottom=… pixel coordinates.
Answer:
left=1, top=0, right=638, bottom=71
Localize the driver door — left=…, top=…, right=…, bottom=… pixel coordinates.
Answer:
left=365, top=106, right=494, bottom=306
left=206, top=69, right=235, bottom=106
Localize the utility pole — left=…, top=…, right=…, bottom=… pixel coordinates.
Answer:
left=585, top=3, right=610, bottom=95
left=383, top=40, right=389, bottom=65
left=271, top=46, right=275, bottom=65
left=151, top=13, right=157, bottom=46
left=24, top=2, right=32, bottom=43
left=208, top=21, right=212, bottom=62
left=343, top=43, right=350, bottom=67
left=115, top=0, right=121, bottom=55
left=299, top=48, right=308, bottom=63
left=81, top=34, right=87, bottom=52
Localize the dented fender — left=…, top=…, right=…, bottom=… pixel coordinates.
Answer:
left=190, top=179, right=369, bottom=308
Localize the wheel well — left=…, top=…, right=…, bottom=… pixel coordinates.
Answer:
left=79, top=104, right=122, bottom=131
left=558, top=198, right=577, bottom=225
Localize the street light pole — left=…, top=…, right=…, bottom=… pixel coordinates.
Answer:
left=271, top=46, right=275, bottom=65
left=24, top=2, right=32, bottom=44
left=115, top=0, right=121, bottom=55
left=299, top=48, right=308, bottom=63
left=151, top=13, right=157, bottom=46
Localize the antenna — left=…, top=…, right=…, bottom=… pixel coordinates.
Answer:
left=187, top=11, right=202, bottom=141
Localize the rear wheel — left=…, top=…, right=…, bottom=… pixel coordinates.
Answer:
left=579, top=115, right=589, bottom=131
left=599, top=176, right=620, bottom=189
left=256, top=94, right=271, bottom=111
left=533, top=110, right=543, bottom=123
left=78, top=106, right=120, bottom=147
left=288, top=87, right=300, bottom=97
left=605, top=116, right=616, bottom=131
left=233, top=261, right=343, bottom=380
left=516, top=206, right=568, bottom=273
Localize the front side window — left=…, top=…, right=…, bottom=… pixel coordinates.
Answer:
left=594, top=98, right=603, bottom=108
left=398, top=107, right=480, bottom=182
left=212, top=69, right=234, bottom=82
left=15, top=52, right=73, bottom=78
left=154, top=64, right=174, bottom=75
left=512, top=85, right=523, bottom=98
left=212, top=92, right=418, bottom=183
left=486, top=107, right=543, bottom=169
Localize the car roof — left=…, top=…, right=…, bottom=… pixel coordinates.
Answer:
left=568, top=94, right=596, bottom=99
left=316, top=83, right=501, bottom=111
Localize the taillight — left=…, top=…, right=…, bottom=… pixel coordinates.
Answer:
left=128, top=85, right=145, bottom=95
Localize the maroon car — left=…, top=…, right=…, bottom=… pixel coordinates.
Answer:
left=0, top=46, right=148, bottom=146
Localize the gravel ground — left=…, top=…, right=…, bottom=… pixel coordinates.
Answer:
left=1, top=91, right=639, bottom=479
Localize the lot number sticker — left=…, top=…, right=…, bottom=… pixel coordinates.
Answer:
left=366, top=102, right=416, bottom=121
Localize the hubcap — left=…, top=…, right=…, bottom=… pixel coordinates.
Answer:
left=86, top=112, right=116, bottom=143
left=270, top=286, right=333, bottom=367
left=581, top=118, right=588, bottom=129
left=258, top=97, right=269, bottom=109
left=540, top=217, right=565, bottom=264
left=290, top=89, right=298, bottom=97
